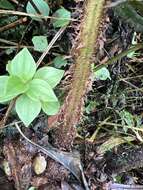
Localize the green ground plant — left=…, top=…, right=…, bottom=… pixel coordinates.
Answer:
left=0, top=48, right=64, bottom=126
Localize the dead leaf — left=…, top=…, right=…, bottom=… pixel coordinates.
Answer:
left=61, top=181, right=73, bottom=190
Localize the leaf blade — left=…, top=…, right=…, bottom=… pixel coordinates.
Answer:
left=26, top=79, right=58, bottom=102
left=16, top=94, right=41, bottom=126
left=7, top=48, right=36, bottom=82
left=34, top=66, right=64, bottom=88
left=94, top=67, right=111, bottom=81
left=0, top=76, right=28, bottom=103
left=53, top=55, right=68, bottom=68
left=52, top=8, right=71, bottom=28
left=26, top=0, right=50, bottom=21
left=42, top=101, right=60, bottom=115
left=32, top=36, right=48, bottom=52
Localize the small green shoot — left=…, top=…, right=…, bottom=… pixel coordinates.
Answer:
left=53, top=55, right=68, bottom=68
left=32, top=36, right=48, bottom=52
left=52, top=7, right=71, bottom=28
left=0, top=48, right=64, bottom=126
left=26, top=0, right=50, bottom=21
left=94, top=67, right=111, bottom=81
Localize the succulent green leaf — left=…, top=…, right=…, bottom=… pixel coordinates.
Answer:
left=26, top=0, right=50, bottom=21
left=16, top=94, right=41, bottom=126
left=52, top=8, right=71, bottom=28
left=26, top=79, right=58, bottom=102
left=7, top=48, right=36, bottom=82
left=53, top=55, right=68, bottom=68
left=32, top=36, right=48, bottom=52
left=34, top=66, right=64, bottom=88
left=94, top=67, right=111, bottom=81
left=0, top=76, right=28, bottom=103
left=42, top=101, right=60, bottom=115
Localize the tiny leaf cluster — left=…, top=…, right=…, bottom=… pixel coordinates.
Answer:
left=0, top=48, right=64, bottom=126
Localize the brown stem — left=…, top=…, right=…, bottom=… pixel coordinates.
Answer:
left=0, top=17, right=27, bottom=33
left=51, top=0, right=105, bottom=150
left=0, top=98, right=16, bottom=128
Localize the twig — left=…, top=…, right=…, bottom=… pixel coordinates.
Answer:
left=36, top=27, right=66, bottom=67
left=0, top=17, right=27, bottom=33
left=108, top=183, right=143, bottom=190
left=0, top=99, right=16, bottom=128
left=0, top=45, right=33, bottom=49
left=17, top=20, right=33, bottom=53
left=94, top=43, right=143, bottom=71
left=106, top=0, right=127, bottom=8
left=9, top=0, right=19, bottom=4
left=120, top=78, right=143, bottom=93
left=0, top=10, right=76, bottom=21
left=0, top=38, right=17, bottom=45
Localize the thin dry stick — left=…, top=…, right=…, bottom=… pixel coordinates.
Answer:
left=36, top=26, right=66, bottom=67
left=0, top=17, right=27, bottom=32
left=0, top=45, right=33, bottom=49
left=0, top=10, right=76, bottom=21
left=0, top=38, right=17, bottom=45
left=0, top=98, right=16, bottom=128
left=15, top=122, right=59, bottom=160
left=9, top=0, right=18, bottom=4
left=17, top=20, right=33, bottom=52
left=106, top=0, right=127, bottom=8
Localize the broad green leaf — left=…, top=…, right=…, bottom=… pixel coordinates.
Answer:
left=42, top=101, right=60, bottom=115
left=26, top=0, right=50, bottom=21
left=26, top=79, right=58, bottom=102
left=34, top=66, right=64, bottom=88
left=94, top=67, right=111, bottom=81
left=0, top=76, right=9, bottom=97
left=32, top=36, right=48, bottom=52
left=7, top=48, right=36, bottom=82
left=0, top=76, right=28, bottom=103
left=16, top=94, right=41, bottom=126
left=0, top=0, right=14, bottom=9
left=53, top=55, right=68, bottom=68
left=52, top=8, right=71, bottom=28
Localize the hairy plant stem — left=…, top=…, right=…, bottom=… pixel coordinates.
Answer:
left=53, top=0, right=105, bottom=150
